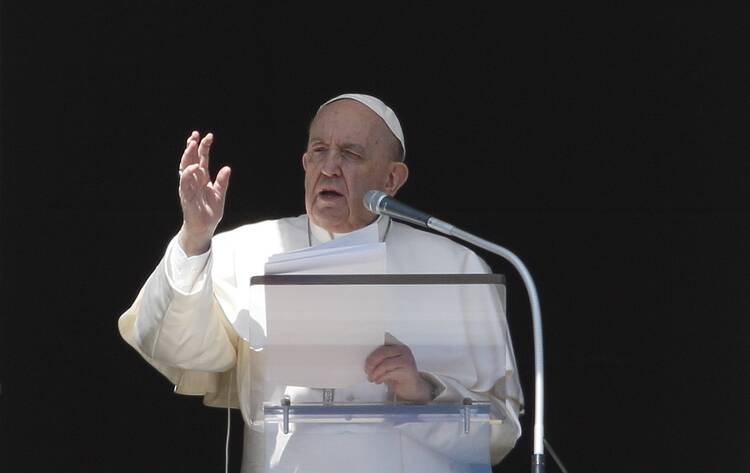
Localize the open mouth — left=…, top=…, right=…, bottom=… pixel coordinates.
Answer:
left=319, top=189, right=344, bottom=199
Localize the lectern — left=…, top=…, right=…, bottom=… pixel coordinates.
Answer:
left=249, top=274, right=513, bottom=473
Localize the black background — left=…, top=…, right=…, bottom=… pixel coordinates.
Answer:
left=1, top=2, right=749, bottom=472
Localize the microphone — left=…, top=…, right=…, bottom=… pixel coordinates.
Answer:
left=362, top=190, right=432, bottom=227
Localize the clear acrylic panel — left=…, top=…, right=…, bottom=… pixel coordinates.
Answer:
left=247, top=275, right=507, bottom=472
left=247, top=275, right=507, bottom=394
left=263, top=402, right=492, bottom=473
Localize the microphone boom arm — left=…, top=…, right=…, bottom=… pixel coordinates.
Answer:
left=426, top=217, right=545, bottom=473
left=363, top=189, right=545, bottom=471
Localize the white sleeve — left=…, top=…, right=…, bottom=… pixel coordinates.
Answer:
left=127, top=235, right=237, bottom=372
left=166, top=236, right=211, bottom=293
left=412, top=371, right=522, bottom=465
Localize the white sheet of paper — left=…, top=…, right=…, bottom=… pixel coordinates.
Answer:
left=254, top=226, right=386, bottom=388
left=268, top=221, right=380, bottom=260
left=264, top=243, right=385, bottom=275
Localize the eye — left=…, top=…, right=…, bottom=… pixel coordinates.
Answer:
left=343, top=149, right=362, bottom=160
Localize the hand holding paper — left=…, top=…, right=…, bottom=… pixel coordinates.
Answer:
left=365, top=333, right=433, bottom=402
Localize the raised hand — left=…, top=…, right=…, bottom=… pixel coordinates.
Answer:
left=177, top=131, right=231, bottom=256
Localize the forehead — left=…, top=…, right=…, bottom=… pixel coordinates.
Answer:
left=308, top=99, right=387, bottom=146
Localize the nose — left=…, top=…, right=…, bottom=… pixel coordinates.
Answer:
left=320, top=150, right=343, bottom=177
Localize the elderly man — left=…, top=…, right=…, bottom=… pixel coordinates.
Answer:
left=119, top=94, right=523, bottom=472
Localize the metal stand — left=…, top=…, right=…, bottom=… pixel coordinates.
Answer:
left=428, top=217, right=546, bottom=473
left=263, top=399, right=495, bottom=472
left=278, top=397, right=480, bottom=437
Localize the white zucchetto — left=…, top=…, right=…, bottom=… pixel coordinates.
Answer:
left=319, top=93, right=406, bottom=161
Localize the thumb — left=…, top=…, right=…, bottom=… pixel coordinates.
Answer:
left=214, top=166, right=232, bottom=197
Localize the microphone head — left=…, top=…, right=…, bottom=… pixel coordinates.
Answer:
left=363, top=190, right=388, bottom=214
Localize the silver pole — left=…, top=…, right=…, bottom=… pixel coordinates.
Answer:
left=427, top=217, right=545, bottom=468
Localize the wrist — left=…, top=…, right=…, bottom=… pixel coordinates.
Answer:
left=415, top=376, right=436, bottom=402
left=418, top=372, right=444, bottom=401
left=178, top=226, right=212, bottom=256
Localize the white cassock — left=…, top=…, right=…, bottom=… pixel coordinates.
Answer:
left=118, top=215, right=524, bottom=473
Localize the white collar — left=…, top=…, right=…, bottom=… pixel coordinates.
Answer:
left=308, top=215, right=392, bottom=246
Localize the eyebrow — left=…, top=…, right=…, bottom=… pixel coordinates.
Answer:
left=341, top=143, right=366, bottom=153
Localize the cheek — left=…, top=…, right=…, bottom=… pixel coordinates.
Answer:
left=346, top=175, right=376, bottom=210
left=356, top=168, right=386, bottom=193
left=304, top=166, right=318, bottom=189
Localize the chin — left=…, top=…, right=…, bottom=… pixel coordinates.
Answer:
left=311, top=211, right=349, bottom=233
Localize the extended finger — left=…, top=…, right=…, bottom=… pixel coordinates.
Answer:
left=192, top=166, right=210, bottom=191
left=179, top=138, right=200, bottom=172
left=198, top=133, right=213, bottom=170
left=179, top=162, right=208, bottom=188
left=186, top=130, right=199, bottom=145
left=178, top=163, right=202, bottom=193
left=212, top=166, right=232, bottom=198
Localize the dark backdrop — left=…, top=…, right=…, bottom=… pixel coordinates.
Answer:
left=1, top=2, right=749, bottom=472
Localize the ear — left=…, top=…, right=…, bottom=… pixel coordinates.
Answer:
left=384, top=162, right=409, bottom=196
left=301, top=152, right=309, bottom=171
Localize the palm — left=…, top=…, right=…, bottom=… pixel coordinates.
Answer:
left=178, top=131, right=231, bottom=244
left=180, top=173, right=225, bottom=231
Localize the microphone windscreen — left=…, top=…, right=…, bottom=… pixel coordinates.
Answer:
left=363, top=190, right=388, bottom=213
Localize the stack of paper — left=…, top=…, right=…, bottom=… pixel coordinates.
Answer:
left=257, top=224, right=387, bottom=388
left=265, top=223, right=386, bottom=275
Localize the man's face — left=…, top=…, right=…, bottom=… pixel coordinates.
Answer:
left=303, top=100, right=407, bottom=233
